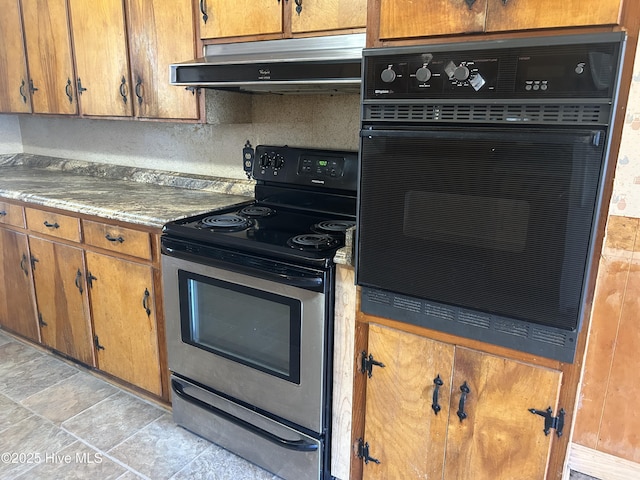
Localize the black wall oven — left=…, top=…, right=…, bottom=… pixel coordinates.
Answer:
left=356, top=33, right=626, bottom=363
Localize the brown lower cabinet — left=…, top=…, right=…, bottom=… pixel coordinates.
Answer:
left=86, top=251, right=161, bottom=397
left=359, top=323, right=563, bottom=480
left=0, top=198, right=166, bottom=401
left=0, top=228, right=39, bottom=341
left=29, top=237, right=94, bottom=366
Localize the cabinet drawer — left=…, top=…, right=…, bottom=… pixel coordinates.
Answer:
left=25, top=207, right=81, bottom=242
left=83, top=220, right=152, bottom=260
left=0, top=201, right=25, bottom=228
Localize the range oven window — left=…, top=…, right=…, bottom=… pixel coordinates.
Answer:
left=357, top=127, right=605, bottom=333
left=178, top=270, right=302, bottom=384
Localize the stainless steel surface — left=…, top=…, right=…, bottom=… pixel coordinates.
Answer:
left=172, top=375, right=321, bottom=480
left=170, top=33, right=365, bottom=93
left=162, top=254, right=327, bottom=432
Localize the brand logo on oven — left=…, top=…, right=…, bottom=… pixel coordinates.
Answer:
left=258, top=68, right=271, bottom=80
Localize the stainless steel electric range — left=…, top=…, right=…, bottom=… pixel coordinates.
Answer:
left=161, top=145, right=358, bottom=480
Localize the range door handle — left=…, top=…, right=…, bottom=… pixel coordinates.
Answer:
left=171, top=379, right=318, bottom=452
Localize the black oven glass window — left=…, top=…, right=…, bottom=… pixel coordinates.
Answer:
left=178, top=271, right=302, bottom=384
left=357, top=127, right=605, bottom=332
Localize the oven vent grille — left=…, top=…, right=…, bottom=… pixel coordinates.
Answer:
left=363, top=103, right=609, bottom=125
left=360, top=287, right=577, bottom=362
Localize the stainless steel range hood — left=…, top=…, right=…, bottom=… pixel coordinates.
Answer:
left=170, top=33, right=365, bottom=94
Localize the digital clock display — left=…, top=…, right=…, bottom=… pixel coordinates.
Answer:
left=318, top=160, right=328, bottom=167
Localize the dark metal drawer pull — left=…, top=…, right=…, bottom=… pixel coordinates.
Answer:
left=20, top=253, right=29, bottom=276
left=105, top=233, right=125, bottom=243
left=199, top=0, right=208, bottom=23
left=142, top=288, right=151, bottom=316
left=43, top=220, right=60, bottom=229
left=65, top=78, right=73, bottom=103
left=75, top=269, right=84, bottom=294
left=0, top=210, right=6, bottom=216
left=457, top=381, right=470, bottom=422
left=432, top=374, right=443, bottom=415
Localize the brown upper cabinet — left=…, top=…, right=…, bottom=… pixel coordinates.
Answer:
left=197, top=0, right=366, bottom=40
left=126, top=0, right=200, bottom=120
left=21, top=0, right=77, bottom=115
left=0, top=0, right=31, bottom=113
left=68, top=0, right=131, bottom=117
left=378, top=0, right=624, bottom=40
left=9, top=0, right=200, bottom=120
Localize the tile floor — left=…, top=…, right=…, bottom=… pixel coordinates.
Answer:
left=0, top=328, right=280, bottom=480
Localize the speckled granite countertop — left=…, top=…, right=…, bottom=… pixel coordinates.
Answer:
left=0, top=154, right=254, bottom=228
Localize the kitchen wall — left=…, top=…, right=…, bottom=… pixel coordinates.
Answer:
left=609, top=37, right=640, bottom=219
left=0, top=92, right=360, bottom=180
left=570, top=34, right=640, bottom=478
left=0, top=115, right=23, bottom=154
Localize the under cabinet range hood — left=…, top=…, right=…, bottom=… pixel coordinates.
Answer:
left=169, top=33, right=365, bottom=94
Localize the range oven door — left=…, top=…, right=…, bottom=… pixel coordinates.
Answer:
left=162, top=242, right=330, bottom=434
left=357, top=126, right=608, bottom=361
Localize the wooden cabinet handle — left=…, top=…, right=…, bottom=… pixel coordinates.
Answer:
left=432, top=374, right=444, bottom=415
left=19, top=79, right=27, bottom=103
left=199, top=0, right=208, bottom=23
left=105, top=233, right=125, bottom=243
left=142, top=288, right=151, bottom=316
left=457, top=381, right=470, bottom=421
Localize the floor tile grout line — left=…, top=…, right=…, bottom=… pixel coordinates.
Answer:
left=100, top=408, right=169, bottom=454
left=17, top=370, right=82, bottom=405
left=55, top=432, right=154, bottom=480
left=168, top=443, right=216, bottom=480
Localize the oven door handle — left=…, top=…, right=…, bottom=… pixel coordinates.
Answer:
left=171, top=379, right=319, bottom=452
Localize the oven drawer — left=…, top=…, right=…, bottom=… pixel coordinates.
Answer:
left=83, top=220, right=152, bottom=260
left=171, top=376, right=322, bottom=480
left=25, top=207, right=81, bottom=242
left=0, top=201, right=25, bottom=228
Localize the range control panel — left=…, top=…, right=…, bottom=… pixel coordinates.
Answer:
left=363, top=33, right=624, bottom=100
left=253, top=145, right=358, bottom=191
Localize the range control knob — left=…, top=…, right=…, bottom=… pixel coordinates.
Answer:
left=415, top=66, right=432, bottom=83
left=453, top=65, right=471, bottom=82
left=380, top=66, right=397, bottom=83
left=259, top=153, right=271, bottom=168
left=273, top=154, right=284, bottom=169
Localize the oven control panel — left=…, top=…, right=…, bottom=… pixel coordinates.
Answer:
left=363, top=32, right=623, bottom=101
left=253, top=145, right=358, bottom=191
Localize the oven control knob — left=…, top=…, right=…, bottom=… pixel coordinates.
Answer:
left=259, top=153, right=271, bottom=168
left=453, top=65, right=470, bottom=82
left=274, top=154, right=284, bottom=169
left=380, top=66, right=397, bottom=83
left=415, top=66, right=432, bottom=83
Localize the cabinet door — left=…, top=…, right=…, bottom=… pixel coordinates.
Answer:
left=0, top=0, right=31, bottom=113
left=29, top=237, right=94, bottom=366
left=21, top=0, right=77, bottom=114
left=363, top=324, right=455, bottom=480
left=378, top=0, right=486, bottom=40
left=444, top=348, right=562, bottom=480
left=86, top=251, right=161, bottom=396
left=68, top=0, right=132, bottom=116
left=127, top=0, right=199, bottom=120
left=198, top=0, right=282, bottom=39
left=290, top=0, right=367, bottom=34
left=0, top=229, right=38, bottom=341
left=486, top=0, right=623, bottom=32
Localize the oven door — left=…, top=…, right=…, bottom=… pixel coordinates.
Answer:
left=162, top=243, right=329, bottom=433
left=357, top=125, right=607, bottom=339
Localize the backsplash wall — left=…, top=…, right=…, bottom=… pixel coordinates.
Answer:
left=4, top=93, right=360, bottom=180
left=0, top=115, right=22, bottom=154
